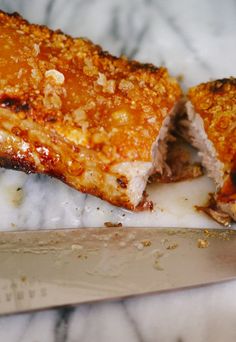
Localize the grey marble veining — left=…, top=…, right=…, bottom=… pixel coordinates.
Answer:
left=0, top=0, right=236, bottom=341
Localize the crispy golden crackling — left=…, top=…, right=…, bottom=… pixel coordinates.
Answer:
left=0, top=11, right=181, bottom=209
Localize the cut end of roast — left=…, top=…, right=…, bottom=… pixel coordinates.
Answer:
left=181, top=100, right=236, bottom=222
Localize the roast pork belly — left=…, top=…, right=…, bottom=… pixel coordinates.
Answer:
left=0, top=11, right=182, bottom=210
left=184, top=78, right=236, bottom=220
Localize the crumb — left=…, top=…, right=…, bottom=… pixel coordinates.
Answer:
left=166, top=243, right=178, bottom=250
left=162, top=238, right=178, bottom=250
left=104, top=222, right=122, bottom=227
left=203, top=228, right=234, bottom=241
left=20, top=275, right=27, bottom=282
left=77, top=254, right=88, bottom=259
left=197, top=238, right=209, bottom=248
left=141, top=240, right=152, bottom=247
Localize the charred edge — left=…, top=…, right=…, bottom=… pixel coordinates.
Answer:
left=54, top=29, right=64, bottom=35
left=230, top=170, right=236, bottom=186
left=0, top=156, right=36, bottom=174
left=97, top=46, right=160, bottom=73
left=0, top=10, right=21, bottom=18
left=210, top=78, right=236, bottom=93
left=0, top=96, right=30, bottom=113
left=116, top=176, right=128, bottom=189
left=0, top=10, right=33, bottom=31
left=47, top=169, right=66, bottom=182
left=0, top=10, right=71, bottom=43
left=67, top=180, right=135, bottom=210
left=129, top=61, right=159, bottom=73
left=97, top=48, right=119, bottom=61
left=0, top=155, right=66, bottom=183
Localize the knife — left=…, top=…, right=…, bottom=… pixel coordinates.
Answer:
left=0, top=227, right=236, bottom=315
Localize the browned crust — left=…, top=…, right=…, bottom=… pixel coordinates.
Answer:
left=0, top=155, right=36, bottom=174
left=209, top=78, right=236, bottom=93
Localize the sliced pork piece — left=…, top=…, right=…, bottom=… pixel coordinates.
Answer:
left=183, top=78, right=236, bottom=220
left=0, top=11, right=182, bottom=210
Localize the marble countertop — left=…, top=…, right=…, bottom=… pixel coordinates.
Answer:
left=0, top=0, right=236, bottom=341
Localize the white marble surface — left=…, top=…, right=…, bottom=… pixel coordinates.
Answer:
left=0, top=0, right=236, bottom=341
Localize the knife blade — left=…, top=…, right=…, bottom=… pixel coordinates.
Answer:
left=0, top=227, right=236, bottom=315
